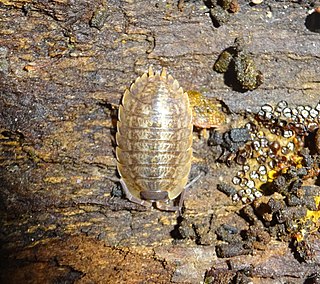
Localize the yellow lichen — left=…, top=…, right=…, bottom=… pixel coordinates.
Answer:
left=187, top=90, right=227, bottom=129
left=43, top=176, right=67, bottom=184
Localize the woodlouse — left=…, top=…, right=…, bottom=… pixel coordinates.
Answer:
left=116, top=67, right=193, bottom=211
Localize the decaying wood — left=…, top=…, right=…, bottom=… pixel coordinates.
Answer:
left=0, top=0, right=319, bottom=283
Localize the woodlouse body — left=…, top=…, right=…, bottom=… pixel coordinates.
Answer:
left=116, top=67, right=193, bottom=210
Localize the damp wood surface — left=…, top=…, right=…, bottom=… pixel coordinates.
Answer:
left=0, top=0, right=319, bottom=283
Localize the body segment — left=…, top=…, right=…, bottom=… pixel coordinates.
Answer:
left=116, top=67, right=193, bottom=210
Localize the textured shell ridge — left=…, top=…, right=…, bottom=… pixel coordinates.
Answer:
left=116, top=148, right=192, bottom=166
left=172, top=79, right=180, bottom=91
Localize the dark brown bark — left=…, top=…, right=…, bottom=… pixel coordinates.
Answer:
left=0, top=0, right=319, bottom=283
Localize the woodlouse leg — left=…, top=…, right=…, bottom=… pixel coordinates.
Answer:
left=120, top=179, right=153, bottom=208
left=185, top=171, right=205, bottom=190
left=105, top=175, right=121, bottom=183
left=155, top=202, right=179, bottom=212
left=178, top=171, right=205, bottom=214
left=155, top=172, right=205, bottom=214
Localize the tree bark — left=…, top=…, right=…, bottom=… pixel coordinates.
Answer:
left=0, top=0, right=319, bottom=283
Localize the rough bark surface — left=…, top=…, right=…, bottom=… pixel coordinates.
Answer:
left=0, top=0, right=319, bottom=283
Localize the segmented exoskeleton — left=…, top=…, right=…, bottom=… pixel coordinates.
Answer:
left=116, top=67, right=193, bottom=211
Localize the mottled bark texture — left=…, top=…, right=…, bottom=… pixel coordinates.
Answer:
left=0, top=0, right=319, bottom=283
